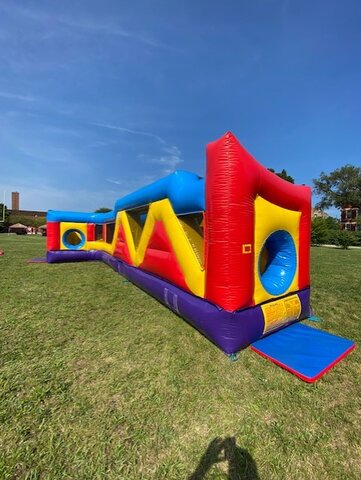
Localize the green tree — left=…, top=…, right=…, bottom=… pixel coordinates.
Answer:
left=95, top=207, right=112, bottom=213
left=0, top=203, right=9, bottom=226
left=311, top=216, right=358, bottom=247
left=313, top=165, right=361, bottom=209
left=323, top=216, right=341, bottom=244
left=268, top=168, right=295, bottom=183
left=33, top=216, right=47, bottom=228
left=324, top=216, right=340, bottom=230
left=334, top=230, right=355, bottom=249
left=311, top=217, right=330, bottom=245
left=7, top=213, right=46, bottom=228
left=353, top=230, right=361, bottom=247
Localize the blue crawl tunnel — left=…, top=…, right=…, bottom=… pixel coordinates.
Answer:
left=259, top=230, right=297, bottom=296
left=62, top=229, right=86, bottom=250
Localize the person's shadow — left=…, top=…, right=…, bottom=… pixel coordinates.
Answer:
left=188, top=437, right=259, bottom=480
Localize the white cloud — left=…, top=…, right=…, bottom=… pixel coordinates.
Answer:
left=148, top=145, right=183, bottom=173
left=0, top=91, right=36, bottom=102
left=105, top=174, right=160, bottom=192
left=106, top=179, right=123, bottom=186
left=93, top=122, right=184, bottom=174
left=56, top=16, right=172, bottom=50
left=92, top=122, right=166, bottom=144
left=162, top=145, right=181, bottom=156
left=0, top=2, right=174, bottom=51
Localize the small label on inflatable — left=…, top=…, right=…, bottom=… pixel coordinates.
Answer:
left=164, top=288, right=180, bottom=314
left=262, top=294, right=301, bottom=334
left=242, top=244, right=252, bottom=254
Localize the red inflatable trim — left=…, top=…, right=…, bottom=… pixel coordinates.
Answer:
left=87, top=223, right=95, bottom=242
left=205, top=132, right=311, bottom=311
left=139, top=221, right=190, bottom=292
left=114, top=225, right=132, bottom=264
left=46, top=222, right=60, bottom=251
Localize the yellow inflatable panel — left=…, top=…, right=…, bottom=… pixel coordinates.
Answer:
left=261, top=294, right=301, bottom=334
left=117, top=211, right=135, bottom=263
left=254, top=196, right=301, bottom=304
left=119, top=210, right=142, bottom=264
left=87, top=211, right=123, bottom=256
left=136, top=199, right=205, bottom=297
left=60, top=222, right=88, bottom=250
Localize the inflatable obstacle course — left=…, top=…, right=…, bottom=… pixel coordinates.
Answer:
left=46, top=132, right=354, bottom=382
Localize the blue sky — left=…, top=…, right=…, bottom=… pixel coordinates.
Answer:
left=0, top=0, right=360, bottom=214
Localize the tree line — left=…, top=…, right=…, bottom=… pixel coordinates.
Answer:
left=270, top=165, right=361, bottom=248
left=312, top=164, right=360, bottom=248
left=0, top=204, right=46, bottom=232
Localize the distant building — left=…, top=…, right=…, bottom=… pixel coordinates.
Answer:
left=8, top=209, right=47, bottom=218
left=341, top=206, right=360, bottom=231
left=8, top=191, right=47, bottom=219
left=11, top=191, right=19, bottom=210
left=311, top=208, right=328, bottom=219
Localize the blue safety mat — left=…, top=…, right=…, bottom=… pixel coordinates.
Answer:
left=251, top=323, right=355, bottom=383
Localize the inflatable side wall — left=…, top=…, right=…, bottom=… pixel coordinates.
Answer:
left=46, top=132, right=311, bottom=355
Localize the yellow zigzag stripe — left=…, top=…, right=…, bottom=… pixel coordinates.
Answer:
left=92, top=199, right=205, bottom=298
left=87, top=212, right=123, bottom=255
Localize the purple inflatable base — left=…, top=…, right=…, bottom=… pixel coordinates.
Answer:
left=47, top=250, right=311, bottom=355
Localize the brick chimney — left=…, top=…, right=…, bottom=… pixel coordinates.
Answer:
left=11, top=192, right=19, bottom=211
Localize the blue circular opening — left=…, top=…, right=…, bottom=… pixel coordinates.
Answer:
left=259, top=230, right=297, bottom=296
left=62, top=229, right=85, bottom=250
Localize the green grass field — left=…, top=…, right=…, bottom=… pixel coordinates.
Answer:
left=0, top=235, right=360, bottom=480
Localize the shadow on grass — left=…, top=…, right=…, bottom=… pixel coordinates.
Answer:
left=188, top=437, right=259, bottom=480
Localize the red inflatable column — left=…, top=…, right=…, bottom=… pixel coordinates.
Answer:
left=47, top=222, right=60, bottom=251
left=298, top=203, right=311, bottom=289
left=87, top=223, right=95, bottom=241
left=205, top=132, right=256, bottom=311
